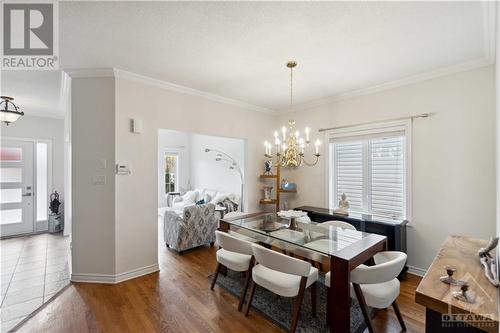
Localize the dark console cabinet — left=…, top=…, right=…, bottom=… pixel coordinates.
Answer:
left=295, top=206, right=408, bottom=255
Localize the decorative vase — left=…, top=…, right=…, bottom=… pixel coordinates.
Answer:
left=263, top=186, right=273, bottom=201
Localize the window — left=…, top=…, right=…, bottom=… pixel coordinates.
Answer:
left=36, top=142, right=48, bottom=221
left=328, top=121, right=410, bottom=219
left=165, top=153, right=179, bottom=193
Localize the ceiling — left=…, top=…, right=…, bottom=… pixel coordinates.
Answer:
left=1, top=1, right=494, bottom=118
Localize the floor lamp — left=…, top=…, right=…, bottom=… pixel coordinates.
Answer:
left=204, top=148, right=244, bottom=212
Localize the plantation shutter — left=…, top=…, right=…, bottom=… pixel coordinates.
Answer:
left=330, top=124, right=408, bottom=219
left=333, top=141, right=364, bottom=212
left=369, top=136, right=405, bottom=218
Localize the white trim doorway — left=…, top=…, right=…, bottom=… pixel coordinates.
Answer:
left=1, top=137, right=53, bottom=237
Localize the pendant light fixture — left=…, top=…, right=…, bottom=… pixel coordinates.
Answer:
left=0, top=96, right=24, bottom=125
left=263, top=61, right=321, bottom=167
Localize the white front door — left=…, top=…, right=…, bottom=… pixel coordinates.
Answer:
left=0, top=140, right=35, bottom=237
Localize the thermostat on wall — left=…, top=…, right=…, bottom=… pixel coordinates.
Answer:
left=130, top=119, right=143, bottom=133
left=116, top=164, right=131, bottom=175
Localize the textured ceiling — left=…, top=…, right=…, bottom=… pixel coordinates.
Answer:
left=1, top=1, right=493, bottom=117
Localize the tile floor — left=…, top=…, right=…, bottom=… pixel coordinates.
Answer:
left=0, top=233, right=70, bottom=333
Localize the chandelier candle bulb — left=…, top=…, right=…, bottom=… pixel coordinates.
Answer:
left=281, top=126, right=287, bottom=140
left=315, top=139, right=321, bottom=155
left=305, top=127, right=310, bottom=142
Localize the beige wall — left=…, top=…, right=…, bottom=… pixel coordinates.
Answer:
left=278, top=65, right=496, bottom=272
left=71, top=77, right=116, bottom=277
left=114, top=78, right=275, bottom=274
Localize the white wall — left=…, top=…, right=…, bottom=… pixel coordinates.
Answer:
left=114, top=76, right=274, bottom=275
left=71, top=77, right=116, bottom=278
left=279, top=66, right=496, bottom=273
left=190, top=133, right=245, bottom=196
left=157, top=129, right=191, bottom=207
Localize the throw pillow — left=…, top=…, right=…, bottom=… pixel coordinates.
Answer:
left=182, top=191, right=197, bottom=204
left=211, top=194, right=227, bottom=204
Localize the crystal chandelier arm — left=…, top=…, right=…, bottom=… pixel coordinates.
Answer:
left=299, top=153, right=320, bottom=167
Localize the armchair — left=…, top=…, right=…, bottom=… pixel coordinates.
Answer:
left=164, top=203, right=218, bottom=254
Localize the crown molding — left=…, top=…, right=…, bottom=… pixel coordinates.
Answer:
left=278, top=57, right=494, bottom=114
left=112, top=68, right=276, bottom=115
left=63, top=67, right=277, bottom=115
left=64, top=68, right=115, bottom=78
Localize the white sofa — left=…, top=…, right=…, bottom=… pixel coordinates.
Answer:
left=172, top=188, right=240, bottom=211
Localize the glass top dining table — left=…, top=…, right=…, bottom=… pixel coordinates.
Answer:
left=219, top=212, right=388, bottom=333
left=222, top=212, right=377, bottom=257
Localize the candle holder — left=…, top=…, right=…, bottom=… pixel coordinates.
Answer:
left=440, top=266, right=462, bottom=285
left=452, top=281, right=475, bottom=304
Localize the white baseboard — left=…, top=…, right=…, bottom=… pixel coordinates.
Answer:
left=407, top=265, right=427, bottom=277
left=70, top=272, right=116, bottom=284
left=71, top=264, right=159, bottom=284
left=115, top=264, right=159, bottom=283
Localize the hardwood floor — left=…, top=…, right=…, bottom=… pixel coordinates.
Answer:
left=17, top=241, right=425, bottom=333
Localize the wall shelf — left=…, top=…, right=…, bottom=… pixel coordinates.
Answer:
left=259, top=199, right=278, bottom=205
left=258, top=163, right=296, bottom=211
left=278, top=189, right=297, bottom=193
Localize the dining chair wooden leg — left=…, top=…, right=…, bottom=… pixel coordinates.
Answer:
left=392, top=301, right=407, bottom=331
left=238, top=257, right=255, bottom=311
left=310, top=282, right=317, bottom=318
left=210, top=262, right=222, bottom=290
left=353, top=283, right=374, bottom=333
left=325, top=287, right=331, bottom=325
left=290, top=277, right=308, bottom=333
left=245, top=279, right=257, bottom=316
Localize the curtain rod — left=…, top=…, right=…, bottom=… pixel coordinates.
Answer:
left=318, top=113, right=433, bottom=132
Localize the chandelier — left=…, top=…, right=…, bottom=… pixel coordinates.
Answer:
left=264, top=61, right=321, bottom=167
left=0, top=96, right=24, bottom=125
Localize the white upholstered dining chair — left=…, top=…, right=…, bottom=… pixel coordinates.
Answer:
left=211, top=231, right=255, bottom=311
left=325, top=251, right=407, bottom=333
left=304, top=220, right=357, bottom=270
left=320, top=220, right=356, bottom=230
left=245, top=244, right=319, bottom=333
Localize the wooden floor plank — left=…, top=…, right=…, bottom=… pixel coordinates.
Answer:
left=18, top=243, right=425, bottom=333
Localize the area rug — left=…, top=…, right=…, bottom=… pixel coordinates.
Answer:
left=210, top=270, right=370, bottom=333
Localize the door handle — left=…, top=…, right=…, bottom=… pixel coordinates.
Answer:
left=22, top=193, right=32, bottom=197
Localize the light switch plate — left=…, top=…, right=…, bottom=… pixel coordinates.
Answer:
left=93, top=175, right=106, bottom=185
left=99, top=158, right=107, bottom=169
